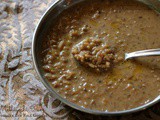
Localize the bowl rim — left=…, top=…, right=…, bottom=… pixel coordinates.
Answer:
left=32, top=0, right=160, bottom=116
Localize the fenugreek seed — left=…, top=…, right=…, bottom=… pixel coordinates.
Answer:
left=90, top=99, right=95, bottom=104
left=43, top=65, right=54, bottom=73
left=108, top=81, right=113, bottom=86
left=124, top=84, right=133, bottom=90
left=58, top=41, right=65, bottom=50
left=44, top=73, right=57, bottom=80
left=52, top=81, right=60, bottom=88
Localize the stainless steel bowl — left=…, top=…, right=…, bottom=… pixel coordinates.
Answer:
left=32, top=0, right=160, bottom=115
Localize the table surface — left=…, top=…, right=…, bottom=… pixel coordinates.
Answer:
left=0, top=0, right=160, bottom=119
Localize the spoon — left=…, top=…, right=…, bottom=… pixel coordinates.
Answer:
left=125, top=49, right=160, bottom=60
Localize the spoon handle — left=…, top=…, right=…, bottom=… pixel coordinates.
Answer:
left=125, top=49, right=160, bottom=60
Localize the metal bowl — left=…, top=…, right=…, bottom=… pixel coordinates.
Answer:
left=32, top=0, right=160, bottom=115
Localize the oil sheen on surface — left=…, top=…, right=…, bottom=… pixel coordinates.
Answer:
left=41, top=0, right=160, bottom=112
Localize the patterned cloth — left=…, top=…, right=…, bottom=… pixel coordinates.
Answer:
left=0, top=0, right=160, bottom=119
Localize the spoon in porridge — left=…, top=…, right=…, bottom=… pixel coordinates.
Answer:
left=72, top=38, right=160, bottom=71
left=72, top=37, right=123, bottom=71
